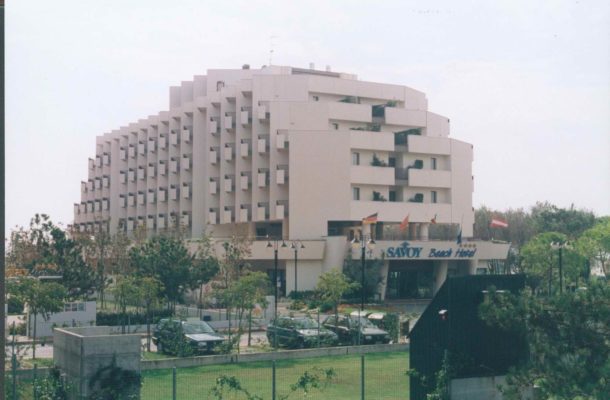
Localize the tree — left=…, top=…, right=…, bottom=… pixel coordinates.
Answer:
left=225, top=271, right=270, bottom=349
left=129, top=236, right=193, bottom=310
left=80, top=223, right=113, bottom=309
left=576, top=218, right=610, bottom=277
left=6, top=214, right=96, bottom=299
left=342, top=251, right=384, bottom=302
left=112, top=276, right=141, bottom=334
left=8, top=278, right=67, bottom=358
left=479, top=282, right=610, bottom=399
left=315, top=270, right=359, bottom=323
left=531, top=201, right=596, bottom=239
left=190, top=235, right=221, bottom=308
left=139, top=277, right=163, bottom=352
left=520, top=232, right=586, bottom=292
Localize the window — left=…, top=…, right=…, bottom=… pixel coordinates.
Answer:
left=388, top=157, right=396, bottom=167
left=431, top=157, right=437, bottom=170
left=332, top=123, right=339, bottom=130
left=431, top=191, right=438, bottom=204
left=313, top=95, right=319, bottom=101
left=352, top=187, right=360, bottom=201
left=389, top=191, right=397, bottom=202
left=352, top=152, right=360, bottom=166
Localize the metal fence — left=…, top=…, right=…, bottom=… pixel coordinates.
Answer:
left=141, top=351, right=408, bottom=399
left=7, top=351, right=408, bottom=399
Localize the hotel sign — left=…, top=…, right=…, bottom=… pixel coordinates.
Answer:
left=384, top=241, right=477, bottom=259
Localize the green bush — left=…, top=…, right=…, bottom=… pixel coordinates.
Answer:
left=7, top=296, right=24, bottom=314
left=8, top=322, right=26, bottom=336
left=96, top=309, right=172, bottom=326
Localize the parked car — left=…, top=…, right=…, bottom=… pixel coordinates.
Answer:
left=266, top=316, right=339, bottom=349
left=152, top=319, right=226, bottom=355
left=322, top=315, right=391, bottom=345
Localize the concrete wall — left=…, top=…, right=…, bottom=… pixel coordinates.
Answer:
left=28, top=301, right=96, bottom=338
left=450, top=375, right=534, bottom=400
left=54, top=327, right=141, bottom=399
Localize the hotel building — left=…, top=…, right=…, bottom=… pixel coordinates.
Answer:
left=73, top=65, right=509, bottom=300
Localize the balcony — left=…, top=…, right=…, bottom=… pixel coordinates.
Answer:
left=240, top=174, right=250, bottom=190
left=276, top=200, right=288, bottom=219
left=257, top=103, right=269, bottom=120
left=147, top=216, right=156, bottom=229
left=148, top=165, right=156, bottom=178
left=138, top=143, right=146, bottom=155
left=158, top=188, right=167, bottom=202
left=209, top=118, right=219, bottom=135
left=148, top=138, right=156, bottom=153
left=257, top=202, right=269, bottom=221
left=137, top=168, right=145, bottom=180
left=223, top=207, right=234, bottom=223
left=240, top=141, right=251, bottom=158
left=350, top=165, right=395, bottom=186
left=209, top=180, right=218, bottom=195
left=276, top=132, right=287, bottom=150
left=148, top=190, right=156, bottom=204
left=384, top=108, right=426, bottom=127
left=182, top=155, right=191, bottom=171
left=182, top=183, right=191, bottom=199
left=240, top=109, right=251, bottom=125
left=208, top=209, right=218, bottom=225
left=209, top=147, right=219, bottom=164
left=257, top=136, right=269, bottom=153
left=181, top=213, right=191, bottom=227
left=407, top=134, right=451, bottom=155
left=257, top=171, right=269, bottom=188
left=224, top=176, right=234, bottom=192
left=182, top=126, right=192, bottom=143
left=408, top=169, right=451, bottom=188
left=224, top=145, right=234, bottom=161
left=157, top=215, right=166, bottom=229
left=239, top=205, right=250, bottom=222
left=225, top=113, right=235, bottom=132
left=158, top=135, right=167, bottom=150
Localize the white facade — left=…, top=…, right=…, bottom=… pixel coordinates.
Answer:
left=74, top=65, right=507, bottom=299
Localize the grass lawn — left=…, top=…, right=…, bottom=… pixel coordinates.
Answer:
left=142, top=351, right=409, bottom=399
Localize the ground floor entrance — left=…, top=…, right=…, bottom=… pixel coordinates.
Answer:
left=386, top=260, right=435, bottom=300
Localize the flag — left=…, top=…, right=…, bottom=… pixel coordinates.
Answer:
left=456, top=227, right=462, bottom=245
left=362, top=212, right=378, bottom=225
left=490, top=217, right=508, bottom=228
left=399, top=214, right=410, bottom=231
left=430, top=214, right=437, bottom=224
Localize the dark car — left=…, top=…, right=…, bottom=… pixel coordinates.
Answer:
left=152, top=319, right=226, bottom=355
left=266, top=316, right=339, bottom=349
left=322, top=315, right=391, bottom=345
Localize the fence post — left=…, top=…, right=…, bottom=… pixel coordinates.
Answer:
left=33, top=364, right=38, bottom=400
left=172, top=367, right=177, bottom=400
left=361, top=354, right=365, bottom=400
left=272, top=360, right=276, bottom=400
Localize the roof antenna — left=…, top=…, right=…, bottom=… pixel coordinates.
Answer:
left=269, top=35, right=277, bottom=65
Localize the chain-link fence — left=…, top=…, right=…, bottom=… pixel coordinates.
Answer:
left=7, top=350, right=408, bottom=399
left=140, top=351, right=408, bottom=400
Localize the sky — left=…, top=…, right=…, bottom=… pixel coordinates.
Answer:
left=5, top=0, right=610, bottom=232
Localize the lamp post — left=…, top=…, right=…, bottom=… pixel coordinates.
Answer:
left=290, top=241, right=305, bottom=295
left=351, top=233, right=375, bottom=344
left=267, top=237, right=287, bottom=348
left=551, top=242, right=569, bottom=294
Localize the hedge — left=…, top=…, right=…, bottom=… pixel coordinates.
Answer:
left=96, top=309, right=173, bottom=326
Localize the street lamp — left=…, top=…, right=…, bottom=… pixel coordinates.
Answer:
left=290, top=241, right=305, bottom=295
left=351, top=233, right=375, bottom=344
left=550, top=242, right=570, bottom=294
left=267, top=237, right=287, bottom=348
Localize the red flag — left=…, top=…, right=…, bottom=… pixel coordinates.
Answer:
left=430, top=214, right=437, bottom=224
left=399, top=214, right=410, bottom=231
left=362, top=212, right=378, bottom=225
left=490, top=217, right=508, bottom=228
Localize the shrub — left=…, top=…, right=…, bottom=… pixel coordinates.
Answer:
left=96, top=309, right=173, bottom=326
left=8, top=321, right=26, bottom=336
